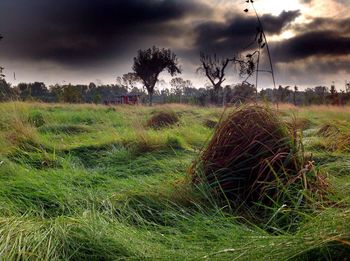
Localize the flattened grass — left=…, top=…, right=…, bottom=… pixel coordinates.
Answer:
left=0, top=102, right=349, bottom=260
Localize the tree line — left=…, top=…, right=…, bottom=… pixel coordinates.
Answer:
left=1, top=76, right=350, bottom=106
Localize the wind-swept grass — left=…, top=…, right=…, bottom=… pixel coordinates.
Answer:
left=0, top=102, right=349, bottom=260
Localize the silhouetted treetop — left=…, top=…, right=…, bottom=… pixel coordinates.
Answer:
left=198, top=53, right=232, bottom=92
left=133, top=46, right=181, bottom=105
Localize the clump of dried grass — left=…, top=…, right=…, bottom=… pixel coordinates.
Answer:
left=190, top=106, right=326, bottom=209
left=6, top=117, right=40, bottom=151
left=317, top=123, right=350, bottom=152
left=317, top=123, right=340, bottom=137
left=146, top=111, right=179, bottom=129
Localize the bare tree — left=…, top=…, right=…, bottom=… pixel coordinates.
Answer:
left=133, top=46, right=181, bottom=106
left=197, top=53, right=233, bottom=104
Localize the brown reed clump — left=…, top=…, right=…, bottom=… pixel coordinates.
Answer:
left=146, top=111, right=179, bottom=129
left=190, top=106, right=304, bottom=207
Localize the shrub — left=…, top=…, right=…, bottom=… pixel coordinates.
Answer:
left=146, top=111, right=179, bottom=129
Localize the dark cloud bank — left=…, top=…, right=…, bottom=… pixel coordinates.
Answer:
left=194, top=10, right=301, bottom=56
left=0, top=0, right=210, bottom=65
left=0, top=0, right=349, bottom=86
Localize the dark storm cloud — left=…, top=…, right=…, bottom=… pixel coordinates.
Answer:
left=193, top=10, right=300, bottom=56
left=192, top=7, right=349, bottom=74
left=311, top=59, right=350, bottom=74
left=0, top=0, right=349, bottom=87
left=272, top=31, right=350, bottom=63
left=292, top=17, right=350, bottom=35
left=0, top=0, right=210, bottom=65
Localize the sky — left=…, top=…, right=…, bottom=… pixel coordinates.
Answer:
left=0, top=0, right=349, bottom=90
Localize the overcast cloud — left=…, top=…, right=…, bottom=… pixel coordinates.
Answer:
left=0, top=0, right=349, bottom=89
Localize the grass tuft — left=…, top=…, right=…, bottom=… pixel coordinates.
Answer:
left=190, top=105, right=328, bottom=229
left=146, top=111, right=179, bottom=129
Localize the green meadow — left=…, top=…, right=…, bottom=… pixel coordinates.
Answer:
left=0, top=102, right=349, bottom=260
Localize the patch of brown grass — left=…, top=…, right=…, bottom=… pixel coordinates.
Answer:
left=146, top=111, right=179, bottom=129
left=5, top=117, right=40, bottom=151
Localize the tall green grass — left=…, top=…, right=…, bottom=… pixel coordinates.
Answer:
left=0, top=102, right=349, bottom=260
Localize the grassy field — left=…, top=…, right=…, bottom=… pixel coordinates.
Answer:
left=0, top=102, right=350, bottom=260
